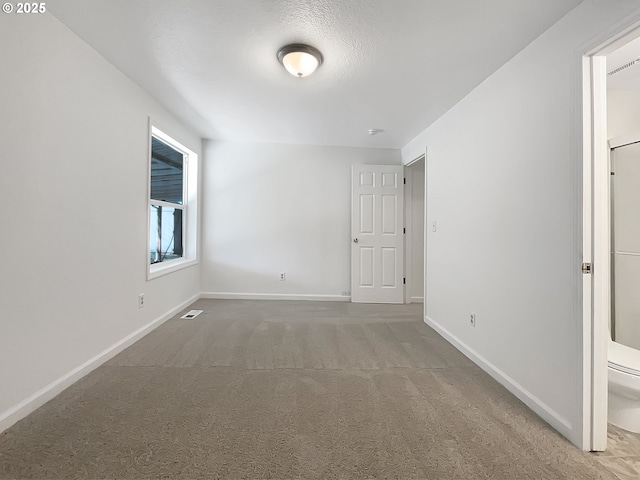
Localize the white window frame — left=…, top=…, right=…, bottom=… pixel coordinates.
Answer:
left=147, top=123, right=199, bottom=280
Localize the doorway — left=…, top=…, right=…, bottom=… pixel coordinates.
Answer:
left=350, top=164, right=405, bottom=303
left=404, top=156, right=425, bottom=305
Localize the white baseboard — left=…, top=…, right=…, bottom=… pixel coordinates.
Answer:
left=424, top=315, right=573, bottom=442
left=410, top=296, right=424, bottom=304
left=0, top=294, right=199, bottom=434
left=201, top=292, right=351, bottom=302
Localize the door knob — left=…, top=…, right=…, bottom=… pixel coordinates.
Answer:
left=353, top=238, right=359, bottom=243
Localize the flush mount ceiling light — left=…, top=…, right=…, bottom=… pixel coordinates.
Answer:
left=277, top=44, right=323, bottom=78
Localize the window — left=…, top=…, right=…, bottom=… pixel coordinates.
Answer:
left=150, top=136, right=184, bottom=264
left=148, top=125, right=198, bottom=278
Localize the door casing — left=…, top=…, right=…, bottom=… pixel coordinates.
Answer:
left=404, top=155, right=426, bottom=305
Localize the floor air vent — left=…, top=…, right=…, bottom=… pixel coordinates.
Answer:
left=180, top=310, right=203, bottom=319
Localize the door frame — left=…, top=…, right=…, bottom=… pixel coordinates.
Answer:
left=582, top=20, right=640, bottom=451
left=404, top=154, right=426, bottom=305
left=609, top=134, right=640, bottom=342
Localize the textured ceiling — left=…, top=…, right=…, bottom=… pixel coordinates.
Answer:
left=49, top=0, right=582, bottom=148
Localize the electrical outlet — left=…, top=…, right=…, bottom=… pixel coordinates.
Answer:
left=469, top=312, right=476, bottom=327
left=280, top=272, right=286, bottom=281
left=341, top=291, right=351, bottom=296
left=138, top=293, right=145, bottom=309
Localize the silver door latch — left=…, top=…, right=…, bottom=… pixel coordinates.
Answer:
left=582, top=262, right=592, bottom=274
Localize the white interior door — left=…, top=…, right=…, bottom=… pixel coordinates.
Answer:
left=351, top=165, right=404, bottom=303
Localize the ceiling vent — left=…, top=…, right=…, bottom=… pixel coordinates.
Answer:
left=608, top=58, right=640, bottom=76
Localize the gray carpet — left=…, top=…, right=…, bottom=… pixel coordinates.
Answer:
left=0, top=300, right=616, bottom=479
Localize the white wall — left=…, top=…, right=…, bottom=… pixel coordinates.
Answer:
left=0, top=13, right=201, bottom=429
left=201, top=141, right=400, bottom=299
left=401, top=0, right=640, bottom=447
left=608, top=89, right=640, bottom=139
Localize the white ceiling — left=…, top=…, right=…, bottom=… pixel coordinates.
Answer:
left=49, top=0, right=582, bottom=149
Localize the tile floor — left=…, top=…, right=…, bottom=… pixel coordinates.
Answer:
left=595, top=424, right=640, bottom=479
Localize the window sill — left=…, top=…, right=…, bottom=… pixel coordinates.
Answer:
left=148, top=257, right=198, bottom=280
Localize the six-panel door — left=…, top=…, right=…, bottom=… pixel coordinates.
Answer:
left=351, top=165, right=404, bottom=303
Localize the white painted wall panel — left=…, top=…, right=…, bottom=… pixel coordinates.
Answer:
left=0, top=14, right=201, bottom=421
left=201, top=141, right=400, bottom=297
left=401, top=0, right=640, bottom=447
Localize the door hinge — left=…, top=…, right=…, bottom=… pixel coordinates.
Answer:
left=404, top=178, right=406, bottom=184
left=403, top=277, right=406, bottom=285
left=403, top=227, right=406, bottom=234
left=582, top=262, right=592, bottom=274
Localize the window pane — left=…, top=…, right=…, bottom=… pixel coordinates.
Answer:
left=151, top=137, right=183, bottom=204
left=149, top=205, right=183, bottom=264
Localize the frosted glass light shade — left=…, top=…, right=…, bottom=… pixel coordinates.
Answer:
left=277, top=44, right=323, bottom=78
left=282, top=51, right=318, bottom=77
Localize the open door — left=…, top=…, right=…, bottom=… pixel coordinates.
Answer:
left=351, top=165, right=404, bottom=303
left=404, top=156, right=425, bottom=304
left=583, top=52, right=609, bottom=452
